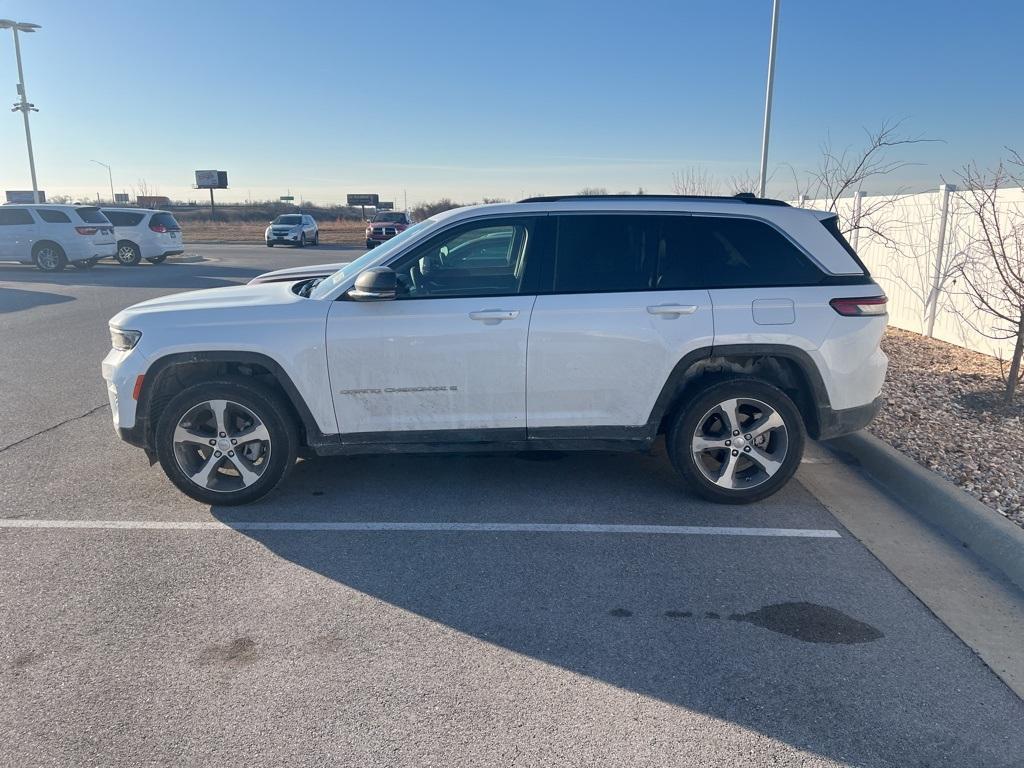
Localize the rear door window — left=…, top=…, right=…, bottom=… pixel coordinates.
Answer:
left=36, top=209, right=71, bottom=224
left=76, top=207, right=111, bottom=224
left=150, top=213, right=181, bottom=230
left=553, top=215, right=657, bottom=293
left=691, top=216, right=823, bottom=288
left=0, top=208, right=34, bottom=225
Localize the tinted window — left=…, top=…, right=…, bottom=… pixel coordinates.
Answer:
left=0, top=208, right=33, bottom=225
left=104, top=210, right=145, bottom=227
left=76, top=207, right=110, bottom=224
left=150, top=212, right=180, bottom=230
left=273, top=215, right=302, bottom=225
left=388, top=219, right=532, bottom=298
left=554, top=215, right=657, bottom=293
left=691, top=216, right=822, bottom=288
left=37, top=209, right=71, bottom=224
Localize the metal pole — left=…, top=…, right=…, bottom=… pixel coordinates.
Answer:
left=209, top=188, right=216, bottom=220
left=106, top=166, right=114, bottom=202
left=757, top=0, right=781, bottom=199
left=11, top=27, right=40, bottom=203
left=926, top=183, right=955, bottom=337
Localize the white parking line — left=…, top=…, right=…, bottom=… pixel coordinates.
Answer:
left=0, top=519, right=841, bottom=538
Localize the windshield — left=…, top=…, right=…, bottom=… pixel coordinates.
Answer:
left=372, top=212, right=405, bottom=223
left=273, top=215, right=303, bottom=225
left=309, top=220, right=434, bottom=300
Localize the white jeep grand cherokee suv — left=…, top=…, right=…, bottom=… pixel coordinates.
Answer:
left=103, top=195, right=887, bottom=506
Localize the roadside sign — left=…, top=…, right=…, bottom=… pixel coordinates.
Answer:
left=280, top=196, right=295, bottom=202
left=5, top=190, right=44, bottom=203
left=114, top=193, right=129, bottom=203
left=347, top=193, right=379, bottom=206
left=377, top=201, right=395, bottom=210
left=195, top=170, right=228, bottom=189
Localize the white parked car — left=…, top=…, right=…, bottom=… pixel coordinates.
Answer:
left=265, top=214, right=318, bottom=247
left=100, top=208, right=184, bottom=266
left=104, top=194, right=888, bottom=506
left=0, top=204, right=116, bottom=272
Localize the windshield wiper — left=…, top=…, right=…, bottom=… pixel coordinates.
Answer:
left=298, top=277, right=324, bottom=298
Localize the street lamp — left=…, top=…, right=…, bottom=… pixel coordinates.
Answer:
left=91, top=160, right=115, bottom=203
left=0, top=19, right=42, bottom=204
left=757, top=0, right=780, bottom=199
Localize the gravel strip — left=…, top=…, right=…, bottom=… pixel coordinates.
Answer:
left=869, top=328, right=1024, bottom=527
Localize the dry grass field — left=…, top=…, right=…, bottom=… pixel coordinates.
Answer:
left=182, top=219, right=367, bottom=245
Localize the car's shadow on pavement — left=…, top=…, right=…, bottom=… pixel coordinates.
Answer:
left=209, top=449, right=1023, bottom=766
left=0, top=286, right=76, bottom=313
left=0, top=262, right=265, bottom=290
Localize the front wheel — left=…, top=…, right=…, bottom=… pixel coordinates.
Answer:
left=312, top=231, right=319, bottom=246
left=266, top=241, right=274, bottom=248
left=666, top=378, right=805, bottom=505
left=298, top=233, right=306, bottom=248
left=155, top=378, right=299, bottom=506
left=115, top=241, right=142, bottom=266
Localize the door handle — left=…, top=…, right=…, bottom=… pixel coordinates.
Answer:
left=469, top=309, right=520, bottom=323
left=646, top=304, right=698, bottom=316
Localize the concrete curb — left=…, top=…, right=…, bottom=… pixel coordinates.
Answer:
left=826, top=431, right=1024, bottom=593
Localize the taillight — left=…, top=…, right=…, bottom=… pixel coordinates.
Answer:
left=75, top=226, right=98, bottom=235
left=830, top=296, right=888, bottom=316
left=150, top=223, right=168, bottom=233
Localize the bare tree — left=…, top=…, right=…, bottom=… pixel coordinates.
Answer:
left=792, top=120, right=936, bottom=241
left=953, top=156, right=1024, bottom=403
left=578, top=187, right=608, bottom=196
left=671, top=167, right=718, bottom=196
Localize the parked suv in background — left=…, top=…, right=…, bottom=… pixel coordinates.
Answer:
left=0, top=204, right=116, bottom=271
left=365, top=210, right=412, bottom=248
left=104, top=195, right=887, bottom=506
left=101, top=208, right=184, bottom=265
left=265, top=214, right=318, bottom=247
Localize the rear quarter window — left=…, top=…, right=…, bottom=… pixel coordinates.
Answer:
left=104, top=211, right=145, bottom=227
left=692, top=216, right=823, bottom=288
left=150, top=213, right=181, bottom=230
left=37, top=209, right=71, bottom=224
left=76, top=207, right=111, bottom=225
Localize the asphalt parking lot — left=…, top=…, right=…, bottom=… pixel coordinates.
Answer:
left=2, top=245, right=1024, bottom=767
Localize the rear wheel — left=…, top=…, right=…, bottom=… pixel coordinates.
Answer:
left=115, top=241, right=142, bottom=266
left=155, top=378, right=298, bottom=506
left=666, top=378, right=805, bottom=505
left=33, top=242, right=66, bottom=272
left=146, top=254, right=168, bottom=264
left=72, top=257, right=99, bottom=270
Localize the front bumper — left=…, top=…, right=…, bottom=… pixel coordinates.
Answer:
left=101, top=346, right=147, bottom=434
left=816, top=396, right=883, bottom=441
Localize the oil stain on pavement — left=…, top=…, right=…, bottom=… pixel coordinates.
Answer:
left=729, top=602, right=884, bottom=644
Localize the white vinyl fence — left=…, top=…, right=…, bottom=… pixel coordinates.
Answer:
left=799, top=187, right=1024, bottom=360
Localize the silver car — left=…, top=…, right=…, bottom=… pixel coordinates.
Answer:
left=265, top=214, right=318, bottom=247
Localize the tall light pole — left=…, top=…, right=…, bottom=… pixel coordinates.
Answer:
left=1, top=19, right=42, bottom=203
left=91, top=160, right=115, bottom=202
left=757, top=0, right=780, bottom=199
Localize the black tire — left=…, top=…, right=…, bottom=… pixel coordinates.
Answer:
left=266, top=242, right=274, bottom=247
left=115, top=241, right=142, bottom=266
left=365, top=240, right=374, bottom=249
left=298, top=233, right=306, bottom=248
left=33, top=242, right=66, bottom=272
left=155, top=378, right=299, bottom=506
left=72, top=257, right=99, bottom=270
left=146, top=254, right=168, bottom=264
left=312, top=231, right=319, bottom=246
left=666, top=378, right=805, bottom=505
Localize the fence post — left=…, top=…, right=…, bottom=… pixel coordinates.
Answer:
left=925, top=183, right=955, bottom=338
left=850, top=190, right=866, bottom=251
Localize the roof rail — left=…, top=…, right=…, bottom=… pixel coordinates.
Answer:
left=517, top=193, right=789, bottom=207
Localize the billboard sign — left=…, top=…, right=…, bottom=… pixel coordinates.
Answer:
left=347, top=193, right=379, bottom=206
left=195, top=170, right=228, bottom=189
left=5, top=190, right=44, bottom=203
left=114, top=193, right=130, bottom=203
left=376, top=201, right=394, bottom=210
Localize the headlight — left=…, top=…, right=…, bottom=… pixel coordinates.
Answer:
left=110, top=327, right=142, bottom=351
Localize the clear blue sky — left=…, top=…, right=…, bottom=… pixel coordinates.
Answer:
left=1, top=0, right=1021, bottom=206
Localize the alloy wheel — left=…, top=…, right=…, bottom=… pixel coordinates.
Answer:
left=172, top=399, right=272, bottom=493
left=690, top=397, right=789, bottom=490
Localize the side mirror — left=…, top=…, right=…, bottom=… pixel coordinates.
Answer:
left=348, top=267, right=397, bottom=301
